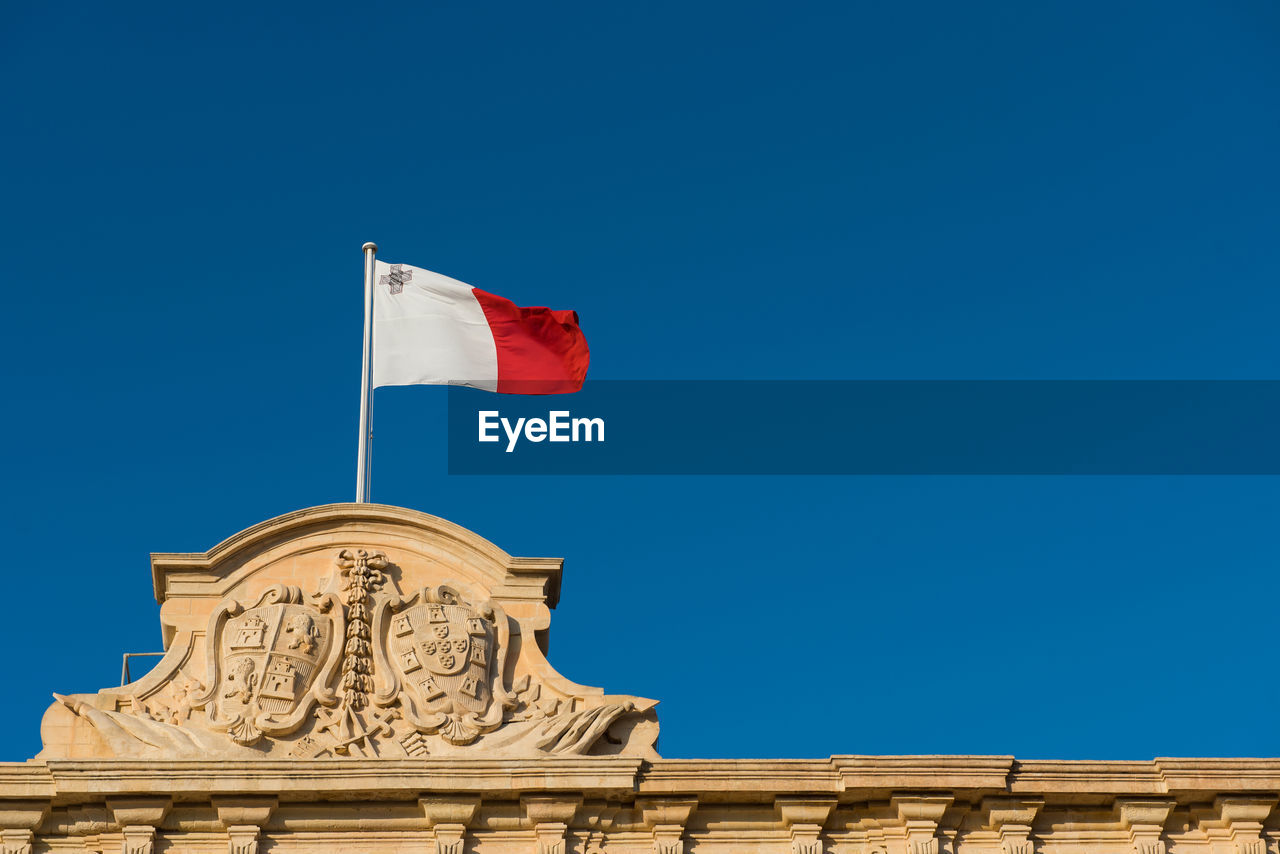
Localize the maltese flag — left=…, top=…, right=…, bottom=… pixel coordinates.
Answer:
left=372, top=261, right=589, bottom=394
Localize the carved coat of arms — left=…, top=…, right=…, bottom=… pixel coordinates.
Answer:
left=196, top=585, right=341, bottom=745
left=376, top=585, right=514, bottom=745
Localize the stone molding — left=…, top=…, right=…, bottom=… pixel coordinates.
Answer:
left=148, top=503, right=564, bottom=611
left=0, top=754, right=1279, bottom=851
left=9, top=757, right=1280, bottom=800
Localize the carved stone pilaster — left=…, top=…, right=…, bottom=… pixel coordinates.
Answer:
left=432, top=825, right=466, bottom=854
left=788, top=828, right=823, bottom=854
left=1134, top=834, right=1168, bottom=854
left=120, top=826, right=156, bottom=854
left=1116, top=799, right=1176, bottom=854
left=0, top=830, right=33, bottom=854
left=535, top=823, right=569, bottom=854
left=422, top=795, right=482, bottom=854
left=777, top=797, right=837, bottom=854
left=983, top=798, right=1043, bottom=854
left=578, top=830, right=606, bottom=854
left=940, top=802, right=970, bottom=854
left=226, top=826, right=260, bottom=854
left=1204, top=821, right=1235, bottom=854
left=639, top=797, right=697, bottom=854
left=653, top=828, right=684, bottom=854
left=523, top=796, right=582, bottom=854
left=894, top=795, right=954, bottom=854
left=213, top=796, right=277, bottom=854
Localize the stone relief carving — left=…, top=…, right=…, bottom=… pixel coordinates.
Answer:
left=138, top=670, right=205, bottom=726
left=198, top=583, right=341, bottom=746
left=48, top=546, right=656, bottom=760
left=376, top=583, right=514, bottom=745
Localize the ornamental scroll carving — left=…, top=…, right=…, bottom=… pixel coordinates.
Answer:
left=48, top=546, right=657, bottom=760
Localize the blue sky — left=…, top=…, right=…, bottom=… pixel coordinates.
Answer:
left=3, top=1, right=1280, bottom=760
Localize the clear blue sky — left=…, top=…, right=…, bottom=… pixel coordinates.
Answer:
left=3, top=1, right=1279, bottom=760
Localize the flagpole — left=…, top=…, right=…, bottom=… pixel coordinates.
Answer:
left=356, top=242, right=377, bottom=503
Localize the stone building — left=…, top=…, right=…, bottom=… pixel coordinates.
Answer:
left=3, top=504, right=1277, bottom=854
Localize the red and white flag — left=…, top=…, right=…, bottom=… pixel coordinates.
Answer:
left=371, top=261, right=589, bottom=394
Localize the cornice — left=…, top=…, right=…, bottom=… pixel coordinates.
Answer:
left=638, top=759, right=840, bottom=798
left=833, top=755, right=1015, bottom=793
left=149, top=503, right=563, bottom=607
left=35, top=758, right=644, bottom=801
left=1010, top=760, right=1165, bottom=795
left=5, top=757, right=1280, bottom=806
left=1157, top=758, right=1280, bottom=794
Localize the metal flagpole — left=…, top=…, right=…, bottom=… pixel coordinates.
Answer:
left=356, top=242, right=377, bottom=502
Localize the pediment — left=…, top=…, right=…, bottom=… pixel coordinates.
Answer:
left=38, top=504, right=657, bottom=760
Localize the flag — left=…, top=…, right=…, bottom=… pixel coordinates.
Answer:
left=371, top=261, right=589, bottom=394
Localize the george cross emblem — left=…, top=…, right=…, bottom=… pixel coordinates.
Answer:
left=379, top=264, right=413, bottom=295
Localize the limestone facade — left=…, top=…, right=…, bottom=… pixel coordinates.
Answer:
left=3, top=504, right=1277, bottom=854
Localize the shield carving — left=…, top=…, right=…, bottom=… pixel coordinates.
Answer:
left=386, top=586, right=512, bottom=744
left=201, top=585, right=336, bottom=745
